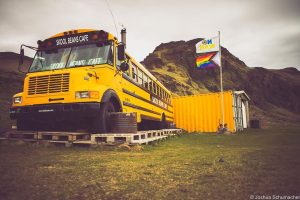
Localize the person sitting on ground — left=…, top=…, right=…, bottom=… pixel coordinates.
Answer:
left=217, top=124, right=223, bottom=134
left=223, top=123, right=231, bottom=135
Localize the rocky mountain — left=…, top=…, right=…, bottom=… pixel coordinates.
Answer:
left=0, top=52, right=31, bottom=132
left=142, top=39, right=300, bottom=127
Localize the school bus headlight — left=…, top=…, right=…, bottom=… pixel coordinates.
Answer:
left=75, top=91, right=89, bottom=99
left=75, top=91, right=99, bottom=99
left=13, top=96, right=22, bottom=104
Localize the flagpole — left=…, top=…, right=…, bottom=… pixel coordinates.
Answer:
left=219, top=31, right=225, bottom=127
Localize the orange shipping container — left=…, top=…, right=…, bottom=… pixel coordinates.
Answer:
left=172, top=91, right=250, bottom=133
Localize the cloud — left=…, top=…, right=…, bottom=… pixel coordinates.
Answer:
left=0, top=0, right=299, bottom=69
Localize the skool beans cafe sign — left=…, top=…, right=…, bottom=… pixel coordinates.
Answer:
left=56, top=35, right=89, bottom=46
left=38, top=31, right=109, bottom=49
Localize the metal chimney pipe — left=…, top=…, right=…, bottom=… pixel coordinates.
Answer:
left=121, top=28, right=126, bottom=48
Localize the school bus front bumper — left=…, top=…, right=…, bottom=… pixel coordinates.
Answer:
left=10, top=102, right=100, bottom=121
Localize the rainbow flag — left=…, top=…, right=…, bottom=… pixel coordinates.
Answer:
left=196, top=52, right=217, bottom=69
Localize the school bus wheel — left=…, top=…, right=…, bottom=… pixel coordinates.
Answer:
left=92, top=101, right=116, bottom=133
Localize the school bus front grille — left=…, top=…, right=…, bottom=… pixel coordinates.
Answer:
left=28, top=73, right=70, bottom=95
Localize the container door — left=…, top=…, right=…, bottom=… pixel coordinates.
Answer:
left=242, top=102, right=247, bottom=128
left=233, top=94, right=243, bottom=131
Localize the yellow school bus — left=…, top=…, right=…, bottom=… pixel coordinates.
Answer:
left=10, top=29, right=173, bottom=133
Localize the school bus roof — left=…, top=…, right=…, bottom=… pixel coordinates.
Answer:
left=48, top=29, right=116, bottom=41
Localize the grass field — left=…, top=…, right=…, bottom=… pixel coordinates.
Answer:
left=0, top=128, right=300, bottom=200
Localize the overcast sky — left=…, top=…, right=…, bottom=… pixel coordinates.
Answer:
left=0, top=0, right=299, bottom=69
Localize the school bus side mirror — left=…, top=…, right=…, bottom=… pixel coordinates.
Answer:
left=18, top=48, right=26, bottom=73
left=120, top=62, right=129, bottom=72
left=19, top=48, right=24, bottom=66
left=117, top=44, right=126, bottom=61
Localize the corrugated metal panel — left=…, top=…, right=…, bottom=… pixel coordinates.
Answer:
left=173, top=91, right=235, bottom=133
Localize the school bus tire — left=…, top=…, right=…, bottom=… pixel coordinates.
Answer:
left=92, top=101, right=116, bottom=133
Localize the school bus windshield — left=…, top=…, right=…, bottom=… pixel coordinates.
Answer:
left=29, top=43, right=113, bottom=72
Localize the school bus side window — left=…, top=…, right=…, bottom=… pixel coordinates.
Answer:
left=147, top=76, right=151, bottom=90
left=149, top=80, right=153, bottom=92
left=131, top=64, right=137, bottom=82
left=124, top=58, right=130, bottom=77
left=159, top=87, right=162, bottom=98
left=137, top=68, right=143, bottom=85
left=143, top=73, right=149, bottom=89
left=153, top=83, right=157, bottom=95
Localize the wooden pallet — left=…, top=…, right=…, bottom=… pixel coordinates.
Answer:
left=37, top=132, right=90, bottom=142
left=7, top=131, right=38, bottom=141
left=91, top=129, right=182, bottom=145
left=3, top=129, right=183, bottom=146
